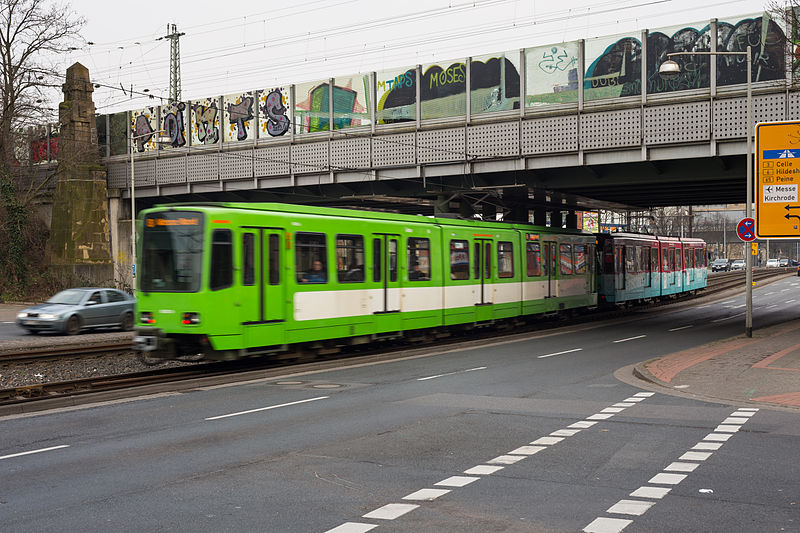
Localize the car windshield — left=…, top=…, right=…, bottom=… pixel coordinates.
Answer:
left=141, top=211, right=204, bottom=292
left=46, top=289, right=86, bottom=305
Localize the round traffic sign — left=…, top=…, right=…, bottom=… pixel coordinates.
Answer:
left=737, top=217, right=756, bottom=242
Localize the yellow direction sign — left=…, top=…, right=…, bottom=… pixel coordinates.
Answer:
left=756, top=120, right=800, bottom=239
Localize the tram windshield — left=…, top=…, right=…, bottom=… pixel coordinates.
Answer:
left=141, top=211, right=204, bottom=292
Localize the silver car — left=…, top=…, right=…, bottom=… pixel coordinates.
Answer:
left=16, top=288, right=135, bottom=335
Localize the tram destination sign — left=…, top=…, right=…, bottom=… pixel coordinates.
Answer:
left=756, top=121, right=800, bottom=239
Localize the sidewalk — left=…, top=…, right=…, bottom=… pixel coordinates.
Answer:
left=634, top=319, right=800, bottom=411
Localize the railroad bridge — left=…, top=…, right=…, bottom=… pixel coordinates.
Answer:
left=23, top=11, right=794, bottom=284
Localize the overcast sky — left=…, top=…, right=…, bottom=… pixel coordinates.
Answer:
left=56, top=0, right=763, bottom=114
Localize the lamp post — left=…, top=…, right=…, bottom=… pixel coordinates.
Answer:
left=659, top=46, right=752, bottom=337
left=130, top=130, right=167, bottom=294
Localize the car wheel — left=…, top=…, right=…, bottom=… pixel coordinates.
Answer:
left=65, top=315, right=81, bottom=336
left=121, top=312, right=134, bottom=331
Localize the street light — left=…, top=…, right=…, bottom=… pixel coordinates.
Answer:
left=130, top=129, right=168, bottom=294
left=659, top=46, right=753, bottom=337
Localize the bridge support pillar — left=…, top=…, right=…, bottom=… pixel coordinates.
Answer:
left=533, top=208, right=547, bottom=227
left=502, top=187, right=530, bottom=223
left=565, top=210, right=578, bottom=230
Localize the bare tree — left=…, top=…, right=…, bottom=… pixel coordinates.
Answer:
left=0, top=0, right=84, bottom=294
left=767, top=1, right=800, bottom=83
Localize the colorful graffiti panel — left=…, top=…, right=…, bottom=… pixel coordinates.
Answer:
left=584, top=32, right=642, bottom=101
left=717, top=13, right=786, bottom=86
left=421, top=59, right=466, bottom=119
left=332, top=74, right=371, bottom=130
left=295, top=80, right=331, bottom=134
left=525, top=41, right=579, bottom=106
left=376, top=66, right=416, bottom=124
left=161, top=102, right=188, bottom=149
left=470, top=51, right=520, bottom=115
left=646, top=20, right=711, bottom=95
left=258, top=87, right=291, bottom=138
left=191, top=97, right=220, bottom=146
left=223, top=92, right=256, bottom=142
left=131, top=107, right=158, bottom=152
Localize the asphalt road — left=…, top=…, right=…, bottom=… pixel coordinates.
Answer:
left=0, top=278, right=798, bottom=532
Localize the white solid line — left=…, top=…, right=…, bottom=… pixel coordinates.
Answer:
left=664, top=462, right=700, bottom=473
left=630, top=486, right=671, bottom=499
left=694, top=305, right=710, bottom=309
left=613, top=335, right=646, bottom=343
left=649, top=473, right=687, bottom=485
left=324, top=522, right=378, bottom=533
left=537, top=348, right=583, bottom=359
left=205, top=396, right=328, bottom=420
left=508, top=445, right=546, bottom=455
left=606, top=499, right=656, bottom=516
left=668, top=325, right=693, bottom=332
left=435, top=476, right=479, bottom=488
left=403, top=488, right=450, bottom=501
left=417, top=366, right=487, bottom=381
left=766, top=304, right=779, bottom=309
left=0, top=444, right=70, bottom=461
left=712, top=312, right=745, bottom=322
left=464, top=465, right=504, bottom=475
left=583, top=517, right=633, bottom=533
left=722, top=300, right=735, bottom=304
left=363, top=503, right=419, bottom=520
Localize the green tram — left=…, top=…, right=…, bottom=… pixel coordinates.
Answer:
left=133, top=203, right=597, bottom=361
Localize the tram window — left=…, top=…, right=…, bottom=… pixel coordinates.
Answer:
left=652, top=247, right=659, bottom=272
left=296, top=232, right=327, bottom=284
left=662, top=247, right=670, bottom=271
left=242, top=233, right=255, bottom=286
left=373, top=239, right=382, bottom=283
left=684, top=248, right=692, bottom=269
left=625, top=246, right=635, bottom=274
left=269, top=234, right=280, bottom=285
left=560, top=244, right=573, bottom=275
left=498, top=242, right=514, bottom=278
left=473, top=243, right=481, bottom=279
left=336, top=234, right=365, bottom=283
left=574, top=244, right=587, bottom=274
left=484, top=242, right=492, bottom=278
left=526, top=243, right=542, bottom=277
left=695, top=248, right=703, bottom=267
left=669, top=248, right=676, bottom=271
left=389, top=239, right=398, bottom=282
left=408, top=238, right=431, bottom=281
left=210, top=229, right=233, bottom=291
left=643, top=247, right=651, bottom=286
left=450, top=240, right=470, bottom=280
left=614, top=246, right=623, bottom=275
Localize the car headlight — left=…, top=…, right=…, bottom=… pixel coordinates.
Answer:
left=17, top=312, right=28, bottom=319
left=39, top=313, right=59, bottom=319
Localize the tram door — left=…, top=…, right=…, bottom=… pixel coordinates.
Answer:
left=371, top=234, right=401, bottom=320
left=544, top=241, right=558, bottom=298
left=240, top=228, right=286, bottom=329
left=473, top=238, right=494, bottom=321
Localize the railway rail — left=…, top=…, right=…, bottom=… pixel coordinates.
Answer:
left=0, top=269, right=793, bottom=411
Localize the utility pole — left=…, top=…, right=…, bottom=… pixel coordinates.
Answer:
left=159, top=24, right=185, bottom=103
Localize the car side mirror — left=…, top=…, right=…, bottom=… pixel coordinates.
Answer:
left=85, top=301, right=97, bottom=306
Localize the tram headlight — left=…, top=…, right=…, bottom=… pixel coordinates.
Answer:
left=182, top=312, right=200, bottom=325
left=140, top=312, right=155, bottom=325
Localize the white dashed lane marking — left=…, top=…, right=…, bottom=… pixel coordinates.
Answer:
left=205, top=396, right=328, bottom=420
left=583, top=408, right=758, bottom=533
left=668, top=325, right=693, bottom=332
left=612, top=335, right=646, bottom=343
left=0, top=444, right=70, bottom=461
left=325, top=391, right=657, bottom=533
left=416, top=366, right=487, bottom=381
left=537, top=348, right=583, bottom=359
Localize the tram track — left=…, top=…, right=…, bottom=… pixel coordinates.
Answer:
left=0, top=269, right=793, bottom=412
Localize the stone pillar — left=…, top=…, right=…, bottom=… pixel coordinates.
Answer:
left=47, top=63, right=113, bottom=285
left=532, top=208, right=547, bottom=226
